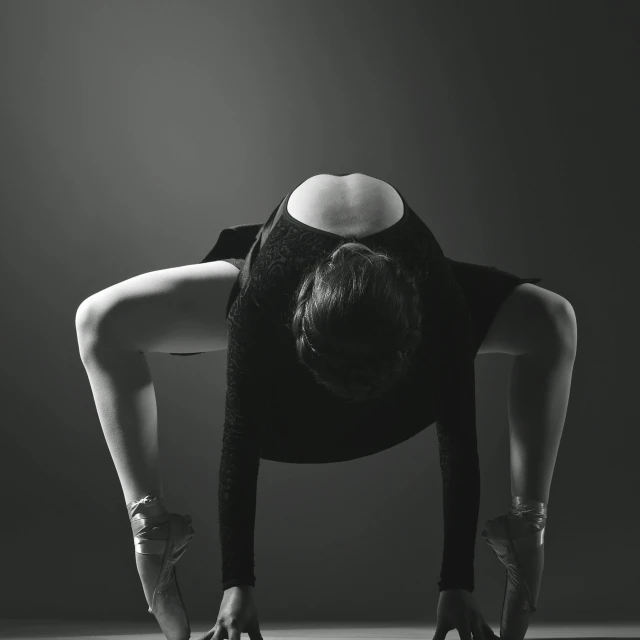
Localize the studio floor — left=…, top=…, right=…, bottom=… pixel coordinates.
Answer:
left=0, top=622, right=638, bottom=640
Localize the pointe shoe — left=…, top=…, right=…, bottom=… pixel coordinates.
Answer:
left=481, top=514, right=544, bottom=640
left=130, top=508, right=195, bottom=640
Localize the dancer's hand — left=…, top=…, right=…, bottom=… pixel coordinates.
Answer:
left=198, top=585, right=263, bottom=640
left=433, top=589, right=496, bottom=640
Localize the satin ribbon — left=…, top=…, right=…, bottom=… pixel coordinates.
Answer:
left=510, top=495, right=548, bottom=532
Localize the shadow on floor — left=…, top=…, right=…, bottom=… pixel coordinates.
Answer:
left=0, top=621, right=638, bottom=640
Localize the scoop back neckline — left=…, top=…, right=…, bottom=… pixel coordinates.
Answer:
left=282, top=177, right=409, bottom=241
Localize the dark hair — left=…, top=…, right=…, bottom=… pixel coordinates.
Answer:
left=289, top=240, right=423, bottom=403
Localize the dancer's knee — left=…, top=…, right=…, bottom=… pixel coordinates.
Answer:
left=516, top=286, right=577, bottom=359
left=76, top=294, right=112, bottom=356
left=539, top=297, right=577, bottom=360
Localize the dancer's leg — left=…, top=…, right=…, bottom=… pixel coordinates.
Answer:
left=77, top=343, right=162, bottom=504
left=478, top=282, right=577, bottom=504
left=504, top=322, right=576, bottom=611
left=75, top=260, right=238, bottom=505
left=75, top=260, right=239, bottom=607
left=509, top=339, right=577, bottom=506
left=478, top=283, right=577, bottom=640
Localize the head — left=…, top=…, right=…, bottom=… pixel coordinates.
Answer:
left=289, top=240, right=423, bottom=403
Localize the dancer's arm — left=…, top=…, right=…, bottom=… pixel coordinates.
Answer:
left=218, top=289, right=274, bottom=591
left=434, top=354, right=480, bottom=593
left=422, top=255, right=480, bottom=593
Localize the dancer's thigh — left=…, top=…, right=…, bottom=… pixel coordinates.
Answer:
left=75, top=260, right=240, bottom=354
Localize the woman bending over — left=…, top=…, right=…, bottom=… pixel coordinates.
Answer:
left=76, top=172, right=577, bottom=640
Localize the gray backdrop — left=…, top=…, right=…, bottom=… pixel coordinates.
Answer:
left=1, top=0, right=637, bottom=626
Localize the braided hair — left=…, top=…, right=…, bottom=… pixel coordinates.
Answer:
left=289, top=240, right=423, bottom=403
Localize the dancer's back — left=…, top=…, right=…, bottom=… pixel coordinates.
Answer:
left=286, top=172, right=405, bottom=238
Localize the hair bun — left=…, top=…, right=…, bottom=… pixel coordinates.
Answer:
left=291, top=241, right=423, bottom=403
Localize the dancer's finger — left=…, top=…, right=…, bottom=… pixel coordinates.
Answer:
left=481, top=621, right=499, bottom=640
left=200, top=624, right=223, bottom=640
left=456, top=622, right=472, bottom=640
left=470, top=617, right=486, bottom=640
left=246, top=619, right=264, bottom=640
left=432, top=622, right=450, bottom=640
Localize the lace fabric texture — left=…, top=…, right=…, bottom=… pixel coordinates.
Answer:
left=217, top=189, right=481, bottom=592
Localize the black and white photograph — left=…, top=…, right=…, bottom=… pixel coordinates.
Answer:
left=1, top=2, right=637, bottom=640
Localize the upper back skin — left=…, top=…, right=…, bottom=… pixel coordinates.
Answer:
left=286, top=173, right=404, bottom=239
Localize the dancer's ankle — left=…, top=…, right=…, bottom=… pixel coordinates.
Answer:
left=508, top=496, right=547, bottom=535
left=127, top=489, right=169, bottom=521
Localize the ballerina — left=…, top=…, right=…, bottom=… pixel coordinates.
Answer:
left=76, top=172, right=577, bottom=640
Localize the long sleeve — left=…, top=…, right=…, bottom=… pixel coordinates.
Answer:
left=434, top=355, right=480, bottom=592
left=219, top=290, right=274, bottom=590
left=423, top=254, right=480, bottom=593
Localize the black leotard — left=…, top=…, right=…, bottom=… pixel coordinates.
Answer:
left=219, top=180, right=480, bottom=593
